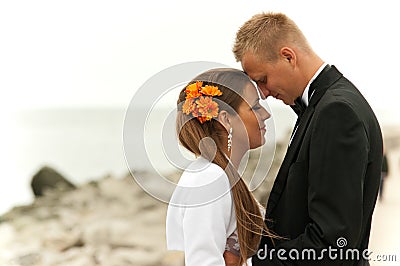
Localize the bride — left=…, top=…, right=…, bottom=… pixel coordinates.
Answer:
left=166, top=68, right=278, bottom=265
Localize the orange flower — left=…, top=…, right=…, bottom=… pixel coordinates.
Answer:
left=182, top=82, right=223, bottom=124
left=182, top=98, right=195, bottom=114
left=200, top=85, right=223, bottom=96
left=197, top=116, right=208, bottom=124
left=191, top=108, right=200, bottom=117
left=196, top=96, right=219, bottom=122
left=185, top=81, right=203, bottom=99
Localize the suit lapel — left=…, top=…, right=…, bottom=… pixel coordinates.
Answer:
left=266, top=105, right=315, bottom=216
left=266, top=65, right=343, bottom=216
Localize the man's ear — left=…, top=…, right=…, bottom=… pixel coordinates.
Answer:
left=218, top=110, right=231, bottom=130
left=280, top=47, right=296, bottom=66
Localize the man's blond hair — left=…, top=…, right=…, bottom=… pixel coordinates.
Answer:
left=233, top=12, right=312, bottom=62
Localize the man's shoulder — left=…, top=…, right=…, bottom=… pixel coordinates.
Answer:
left=314, top=81, right=381, bottom=132
left=318, top=78, right=370, bottom=112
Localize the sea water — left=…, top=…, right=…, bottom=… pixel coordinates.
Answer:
left=0, top=104, right=297, bottom=215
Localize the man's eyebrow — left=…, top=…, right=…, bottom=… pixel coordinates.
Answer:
left=244, top=71, right=258, bottom=81
left=250, top=76, right=261, bottom=82
left=244, top=72, right=260, bottom=84
left=242, top=71, right=257, bottom=80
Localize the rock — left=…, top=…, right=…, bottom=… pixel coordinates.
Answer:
left=82, top=219, right=135, bottom=247
left=42, top=228, right=82, bottom=252
left=161, top=251, right=185, bottom=266
left=100, top=248, right=163, bottom=266
left=11, top=252, right=41, bottom=266
left=0, top=223, right=17, bottom=263
left=31, top=166, right=76, bottom=197
left=0, top=142, right=289, bottom=266
left=46, top=246, right=96, bottom=266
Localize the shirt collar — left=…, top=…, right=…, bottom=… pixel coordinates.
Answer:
left=301, top=62, right=328, bottom=106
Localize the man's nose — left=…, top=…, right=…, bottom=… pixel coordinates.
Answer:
left=257, top=85, right=270, bottom=100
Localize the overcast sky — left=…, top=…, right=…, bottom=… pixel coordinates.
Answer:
left=1, top=0, right=400, bottom=216
left=1, top=0, right=399, bottom=124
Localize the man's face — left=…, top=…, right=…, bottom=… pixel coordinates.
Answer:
left=241, top=52, right=299, bottom=105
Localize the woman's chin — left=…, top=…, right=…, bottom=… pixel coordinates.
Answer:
left=250, top=139, right=266, bottom=150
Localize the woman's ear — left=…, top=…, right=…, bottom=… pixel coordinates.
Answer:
left=218, top=110, right=231, bottom=130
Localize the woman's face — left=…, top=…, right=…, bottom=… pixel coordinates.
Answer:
left=230, top=82, right=271, bottom=151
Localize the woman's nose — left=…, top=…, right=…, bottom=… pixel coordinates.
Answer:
left=261, top=107, right=271, bottom=121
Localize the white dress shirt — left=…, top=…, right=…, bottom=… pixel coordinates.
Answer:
left=289, top=62, right=328, bottom=146
left=301, top=62, right=328, bottom=106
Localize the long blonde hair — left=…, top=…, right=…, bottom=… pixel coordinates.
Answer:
left=176, top=68, right=278, bottom=264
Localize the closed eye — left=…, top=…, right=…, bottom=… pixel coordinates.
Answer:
left=251, top=101, right=262, bottom=111
left=255, top=77, right=267, bottom=85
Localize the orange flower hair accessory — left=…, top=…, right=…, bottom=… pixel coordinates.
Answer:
left=182, top=81, right=223, bottom=124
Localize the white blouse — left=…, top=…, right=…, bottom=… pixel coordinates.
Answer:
left=166, top=156, right=238, bottom=265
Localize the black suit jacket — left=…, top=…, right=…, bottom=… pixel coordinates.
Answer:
left=253, top=65, right=383, bottom=265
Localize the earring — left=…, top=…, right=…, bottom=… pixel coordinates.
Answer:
left=227, top=127, right=233, bottom=152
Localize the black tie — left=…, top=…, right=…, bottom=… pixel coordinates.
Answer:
left=291, top=97, right=306, bottom=118
left=289, top=97, right=306, bottom=143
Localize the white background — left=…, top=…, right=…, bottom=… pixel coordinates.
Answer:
left=1, top=0, right=399, bottom=113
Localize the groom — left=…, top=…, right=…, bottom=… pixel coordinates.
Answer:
left=233, top=12, right=383, bottom=265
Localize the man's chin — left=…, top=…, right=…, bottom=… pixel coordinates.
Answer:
left=274, top=95, right=292, bottom=105
left=281, top=99, right=293, bottom=105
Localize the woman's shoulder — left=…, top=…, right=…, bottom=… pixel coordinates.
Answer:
left=170, top=157, right=231, bottom=207
left=178, top=157, right=228, bottom=187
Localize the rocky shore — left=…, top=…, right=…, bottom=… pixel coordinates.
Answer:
left=0, top=141, right=287, bottom=266
left=0, top=170, right=183, bottom=266
left=1, top=124, right=398, bottom=266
